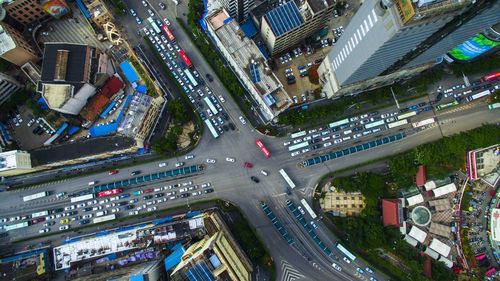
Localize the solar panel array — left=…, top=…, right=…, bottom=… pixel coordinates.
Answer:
left=264, top=1, right=304, bottom=37
left=250, top=64, right=261, bottom=83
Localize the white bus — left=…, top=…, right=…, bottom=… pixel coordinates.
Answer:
left=184, top=69, right=198, bottom=87
left=31, top=210, right=49, bottom=218
left=70, top=194, right=95, bottom=203
left=412, top=118, right=435, bottom=128
left=291, top=131, right=306, bottom=139
left=288, top=141, right=309, bottom=152
left=279, top=169, right=296, bottom=189
left=23, top=191, right=49, bottom=202
left=397, top=111, right=417, bottom=120
left=147, top=17, right=161, bottom=34
left=336, top=243, right=356, bottom=261
left=203, top=96, right=218, bottom=115
left=364, top=119, right=385, bottom=129
left=387, top=119, right=408, bottom=129
left=93, top=214, right=116, bottom=224
left=300, top=199, right=317, bottom=219
left=5, top=221, right=29, bottom=231
left=204, top=119, right=219, bottom=139
left=328, top=118, right=349, bottom=128
left=466, top=89, right=491, bottom=102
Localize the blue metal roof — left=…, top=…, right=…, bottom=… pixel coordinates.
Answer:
left=264, top=1, right=304, bottom=37
left=241, top=20, right=258, bottom=38
left=250, top=64, right=261, bottom=83
left=119, top=60, right=139, bottom=84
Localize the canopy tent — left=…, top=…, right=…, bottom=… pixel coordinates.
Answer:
left=408, top=226, right=427, bottom=243
left=432, top=183, right=457, bottom=198
left=429, top=238, right=451, bottom=257
left=406, top=194, right=424, bottom=207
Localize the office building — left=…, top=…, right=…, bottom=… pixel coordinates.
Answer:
left=2, top=0, right=49, bottom=26
left=261, top=0, right=335, bottom=55
left=219, top=0, right=254, bottom=22
left=0, top=150, right=32, bottom=176
left=0, top=22, right=38, bottom=66
left=0, top=72, right=21, bottom=105
left=319, top=0, right=500, bottom=98
left=205, top=9, right=292, bottom=122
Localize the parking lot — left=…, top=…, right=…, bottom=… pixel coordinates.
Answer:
left=7, top=106, right=55, bottom=150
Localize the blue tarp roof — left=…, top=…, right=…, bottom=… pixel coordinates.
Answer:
left=55, top=123, right=68, bottom=135
left=66, top=126, right=80, bottom=136
left=120, top=60, right=139, bottom=84
left=130, top=275, right=145, bottom=281
left=264, top=2, right=304, bottom=37
left=241, top=20, right=258, bottom=38
left=164, top=244, right=186, bottom=271
left=75, top=0, right=91, bottom=18
left=37, top=97, right=49, bottom=110
left=100, top=101, right=116, bottom=118
left=136, top=84, right=147, bottom=94
left=89, top=123, right=119, bottom=137
left=199, top=0, right=209, bottom=30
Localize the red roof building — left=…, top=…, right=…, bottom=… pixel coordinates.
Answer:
left=382, top=199, right=403, bottom=227
left=80, top=76, right=123, bottom=122
left=100, top=76, right=123, bottom=98
left=416, top=165, right=426, bottom=187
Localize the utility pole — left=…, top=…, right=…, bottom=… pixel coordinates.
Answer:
left=391, top=87, right=400, bottom=109
left=462, top=72, right=470, bottom=87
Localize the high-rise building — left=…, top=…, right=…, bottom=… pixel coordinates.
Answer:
left=261, top=0, right=335, bottom=55
left=219, top=0, right=255, bottom=22
left=0, top=22, right=38, bottom=66
left=0, top=150, right=32, bottom=176
left=83, top=0, right=114, bottom=29
left=319, top=0, right=500, bottom=98
left=0, top=72, right=21, bottom=105
left=3, top=0, right=49, bottom=26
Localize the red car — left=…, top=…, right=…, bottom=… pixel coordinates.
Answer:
left=243, top=162, right=253, bottom=168
left=32, top=217, right=46, bottom=224
left=108, top=169, right=119, bottom=175
left=144, top=188, right=154, bottom=193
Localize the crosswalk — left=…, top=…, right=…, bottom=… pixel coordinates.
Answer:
left=280, top=260, right=305, bottom=281
left=10, top=179, right=69, bottom=193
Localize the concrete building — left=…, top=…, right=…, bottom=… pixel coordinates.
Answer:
left=319, top=0, right=500, bottom=98
left=0, top=150, right=32, bottom=176
left=0, top=22, right=38, bottom=66
left=261, top=0, right=335, bottom=55
left=83, top=0, right=114, bottom=29
left=205, top=9, right=292, bottom=122
left=2, top=0, right=49, bottom=26
left=219, top=0, right=254, bottom=22
left=320, top=190, right=366, bottom=217
left=0, top=71, right=21, bottom=105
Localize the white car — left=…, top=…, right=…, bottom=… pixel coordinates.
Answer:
left=343, top=256, right=351, bottom=264
left=92, top=206, right=103, bottom=211
left=185, top=155, right=194, bottom=160
left=291, top=151, right=300, bottom=157
left=283, top=141, right=291, bottom=146
left=297, top=206, right=305, bottom=215
left=129, top=211, right=139, bottom=215
left=59, top=225, right=70, bottom=231
left=201, top=183, right=211, bottom=188
left=64, top=205, right=76, bottom=211
left=226, top=157, right=235, bottom=162
left=77, top=203, right=86, bottom=208
left=182, top=181, right=193, bottom=186
left=147, top=206, right=157, bottom=212
left=175, top=162, right=184, bottom=167
left=218, top=95, right=226, bottom=103
left=260, top=170, right=268, bottom=176
left=192, top=191, right=202, bottom=196
left=179, top=188, right=187, bottom=193
left=206, top=158, right=216, bottom=164
left=111, top=208, right=120, bottom=213
left=99, top=198, right=109, bottom=204
left=323, top=142, right=332, bottom=147
left=332, top=263, right=342, bottom=271
left=239, top=116, right=246, bottom=124
left=301, top=148, right=310, bottom=153
left=334, top=139, right=342, bottom=144
left=82, top=214, right=93, bottom=219
left=164, top=18, right=171, bottom=25
left=39, top=228, right=50, bottom=233
left=159, top=162, right=167, bottom=167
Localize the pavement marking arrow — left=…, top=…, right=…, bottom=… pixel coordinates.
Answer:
left=280, top=260, right=304, bottom=281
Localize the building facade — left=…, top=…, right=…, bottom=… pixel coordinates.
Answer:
left=0, top=150, right=32, bottom=176
left=0, top=72, right=21, bottom=105
left=0, top=22, right=38, bottom=66
left=261, top=0, right=335, bottom=55
left=319, top=0, right=500, bottom=98
left=219, top=0, right=255, bottom=22
left=3, top=0, right=49, bottom=26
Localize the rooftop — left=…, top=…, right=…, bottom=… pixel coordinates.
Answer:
left=0, top=24, right=16, bottom=56
left=416, top=165, right=426, bottom=187
left=382, top=199, right=402, bottom=227
left=0, top=150, right=22, bottom=171
left=395, top=0, right=471, bottom=25
left=263, top=1, right=304, bottom=37
left=40, top=42, right=93, bottom=84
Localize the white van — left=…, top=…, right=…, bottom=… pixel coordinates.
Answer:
left=96, top=211, right=108, bottom=217
left=88, top=181, right=96, bottom=186
left=343, top=130, right=352, bottom=135
left=342, top=136, right=351, bottom=141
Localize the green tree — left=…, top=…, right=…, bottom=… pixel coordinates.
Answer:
left=168, top=99, right=189, bottom=124
left=308, top=65, right=319, bottom=84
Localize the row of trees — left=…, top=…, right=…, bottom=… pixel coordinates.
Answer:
left=450, top=54, right=500, bottom=77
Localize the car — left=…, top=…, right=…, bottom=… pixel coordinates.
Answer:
left=92, top=206, right=103, bottom=211
left=239, top=116, right=246, bottom=124
left=185, top=155, right=194, bottom=160
left=218, top=95, right=226, bottom=103
left=143, top=195, right=153, bottom=200
left=43, top=221, right=55, bottom=227
left=31, top=217, right=46, bottom=224
left=310, top=221, right=318, bottom=229
left=129, top=210, right=139, bottom=215
left=365, top=267, right=374, bottom=274
left=141, top=0, right=148, bottom=6
left=201, top=182, right=211, bottom=188
left=180, top=193, right=190, bottom=198
left=79, top=219, right=90, bottom=225
left=291, top=151, right=300, bottom=157
left=111, top=208, right=120, bottom=213
left=356, top=267, right=365, bottom=274
left=82, top=214, right=93, bottom=219
left=155, top=193, right=165, bottom=198
left=64, top=205, right=76, bottom=211
left=297, top=206, right=305, bottom=215
left=353, top=133, right=362, bottom=139
left=76, top=203, right=86, bottom=208
left=192, top=191, right=202, bottom=196
left=39, top=228, right=50, bottom=233
left=159, top=2, right=166, bottom=9
left=342, top=256, right=351, bottom=264
left=369, top=277, right=378, bottom=281
left=206, top=158, right=216, bottom=164
left=147, top=206, right=158, bottom=212
left=260, top=170, right=268, bottom=176
left=130, top=9, right=137, bottom=16
left=135, top=17, right=142, bottom=24
left=243, top=162, right=253, bottom=168
left=59, top=225, right=70, bottom=231
left=108, top=170, right=119, bottom=175
left=60, top=218, right=70, bottom=224
left=332, top=263, right=342, bottom=271
left=175, top=162, right=184, bottom=167
left=131, top=170, right=141, bottom=176
left=226, top=157, right=235, bottom=162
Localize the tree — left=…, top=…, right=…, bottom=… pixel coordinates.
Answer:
left=168, top=99, right=189, bottom=124
left=308, top=65, right=319, bottom=84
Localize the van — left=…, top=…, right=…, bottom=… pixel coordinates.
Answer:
left=343, top=130, right=352, bottom=135
left=96, top=211, right=108, bottom=217
left=88, top=181, right=96, bottom=186
left=342, top=136, right=351, bottom=141
left=188, top=84, right=194, bottom=91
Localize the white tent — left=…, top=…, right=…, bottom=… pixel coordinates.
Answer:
left=432, top=183, right=457, bottom=198
left=429, top=238, right=451, bottom=257
left=424, top=181, right=436, bottom=191
left=406, top=194, right=424, bottom=207
left=438, top=256, right=454, bottom=268
left=404, top=235, right=418, bottom=247
left=424, top=247, right=440, bottom=260
left=408, top=226, right=427, bottom=243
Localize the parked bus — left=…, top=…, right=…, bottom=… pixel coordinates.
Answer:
left=387, top=119, right=408, bottom=129
left=161, top=24, right=175, bottom=42
left=203, top=96, right=218, bottom=115
left=93, top=214, right=116, bottom=224
left=364, top=119, right=385, bottom=129
left=436, top=100, right=459, bottom=110
left=147, top=17, right=161, bottom=34
left=488, top=103, right=500, bottom=110
left=466, top=89, right=491, bottom=102
left=300, top=199, right=317, bottom=219
left=475, top=254, right=487, bottom=261
left=397, top=111, right=417, bottom=120
left=279, top=169, right=296, bottom=189
left=204, top=119, right=219, bottom=139
left=23, top=191, right=49, bottom=202
left=5, top=221, right=30, bottom=231
left=412, top=118, right=435, bottom=128
left=481, top=71, right=500, bottom=82
left=328, top=118, right=349, bottom=128
left=31, top=210, right=49, bottom=218
left=255, top=139, right=271, bottom=158
left=97, top=188, right=122, bottom=197
left=291, top=131, right=306, bottom=139
left=336, top=243, right=356, bottom=261
left=70, top=194, right=95, bottom=203
left=184, top=69, right=198, bottom=87
left=288, top=141, right=309, bottom=152
left=179, top=50, right=192, bottom=68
